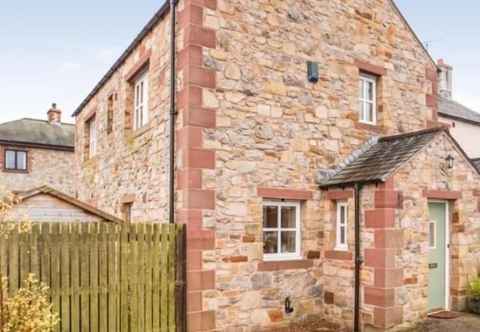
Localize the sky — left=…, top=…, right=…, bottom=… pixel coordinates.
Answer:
left=0, top=1, right=479, bottom=124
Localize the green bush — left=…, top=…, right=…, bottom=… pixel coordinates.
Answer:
left=468, top=277, right=480, bottom=300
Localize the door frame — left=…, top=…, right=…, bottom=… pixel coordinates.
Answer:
left=429, top=200, right=450, bottom=311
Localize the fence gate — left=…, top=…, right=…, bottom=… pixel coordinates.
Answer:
left=0, top=222, right=186, bottom=332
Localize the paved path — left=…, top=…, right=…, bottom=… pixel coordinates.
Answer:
left=408, top=314, right=480, bottom=332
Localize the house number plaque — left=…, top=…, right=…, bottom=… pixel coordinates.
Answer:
left=429, top=263, right=438, bottom=269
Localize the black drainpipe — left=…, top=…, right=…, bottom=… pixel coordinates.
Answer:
left=168, top=0, right=176, bottom=225
left=354, top=182, right=364, bottom=332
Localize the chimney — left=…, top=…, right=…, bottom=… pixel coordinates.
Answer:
left=437, top=59, right=453, bottom=100
left=47, top=103, right=62, bottom=124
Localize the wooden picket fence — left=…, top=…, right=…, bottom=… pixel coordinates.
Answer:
left=0, top=222, right=186, bottom=332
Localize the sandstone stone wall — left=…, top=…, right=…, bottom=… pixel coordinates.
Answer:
left=74, top=14, right=172, bottom=222
left=0, top=145, right=75, bottom=196
left=392, top=133, right=480, bottom=324
left=73, top=0, right=445, bottom=330
left=206, top=0, right=438, bottom=330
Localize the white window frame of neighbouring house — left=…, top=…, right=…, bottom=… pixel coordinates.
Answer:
left=335, top=201, right=349, bottom=251
left=134, top=70, right=149, bottom=130
left=359, top=73, right=377, bottom=125
left=262, top=200, right=301, bottom=261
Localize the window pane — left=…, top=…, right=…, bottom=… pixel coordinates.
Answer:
left=340, top=206, right=346, bottom=224
left=263, top=206, right=278, bottom=228
left=367, top=103, right=374, bottom=122
left=281, top=206, right=296, bottom=228
left=366, top=81, right=374, bottom=101
left=340, top=226, right=346, bottom=244
left=281, top=231, right=296, bottom=253
left=429, top=222, right=435, bottom=248
left=263, top=232, right=278, bottom=254
left=16, top=151, right=27, bottom=170
left=5, top=151, right=15, bottom=169
left=359, top=79, right=364, bottom=99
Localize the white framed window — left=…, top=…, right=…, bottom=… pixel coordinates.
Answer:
left=335, top=201, right=348, bottom=251
left=263, top=201, right=301, bottom=261
left=87, top=117, right=96, bottom=157
left=359, top=73, right=377, bottom=125
left=429, top=220, right=436, bottom=249
left=134, top=71, right=149, bottom=130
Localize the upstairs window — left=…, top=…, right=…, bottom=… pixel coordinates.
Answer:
left=335, top=202, right=348, bottom=251
left=85, top=116, right=96, bottom=159
left=359, top=73, right=377, bottom=125
left=134, top=71, right=149, bottom=130
left=4, top=149, right=27, bottom=172
left=107, top=94, right=115, bottom=135
left=263, top=201, right=301, bottom=261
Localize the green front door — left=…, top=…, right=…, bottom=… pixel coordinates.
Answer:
left=428, top=202, right=448, bottom=311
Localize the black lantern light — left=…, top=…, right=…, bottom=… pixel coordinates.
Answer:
left=446, top=155, right=454, bottom=169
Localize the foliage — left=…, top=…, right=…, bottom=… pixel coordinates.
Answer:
left=0, top=184, right=58, bottom=331
left=468, top=277, right=480, bottom=300
left=0, top=274, right=59, bottom=332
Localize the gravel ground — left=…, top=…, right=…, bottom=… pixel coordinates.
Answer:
left=404, top=314, right=480, bottom=332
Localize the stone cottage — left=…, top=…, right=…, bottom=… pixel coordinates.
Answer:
left=0, top=104, right=75, bottom=195
left=72, top=0, right=480, bottom=331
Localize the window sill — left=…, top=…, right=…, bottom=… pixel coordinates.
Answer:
left=325, top=250, right=353, bottom=261
left=258, top=259, right=313, bottom=271
left=2, top=169, right=28, bottom=174
left=355, top=121, right=383, bottom=134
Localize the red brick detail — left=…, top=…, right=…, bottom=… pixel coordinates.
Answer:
left=178, top=4, right=203, bottom=28
left=473, top=189, right=480, bottom=197
left=184, top=107, right=216, bottom=128
left=426, top=94, right=437, bottom=108
left=404, top=276, right=418, bottom=285
left=374, top=229, right=404, bottom=249
left=306, top=250, right=321, bottom=259
left=365, top=209, right=395, bottom=228
left=324, top=250, right=353, bottom=261
left=188, top=270, right=215, bottom=292
left=125, top=50, right=151, bottom=82
left=378, top=177, right=394, bottom=190
left=374, top=190, right=400, bottom=208
left=187, top=250, right=203, bottom=270
left=177, top=126, right=203, bottom=150
left=187, top=291, right=203, bottom=312
left=364, top=248, right=397, bottom=268
left=374, top=268, right=404, bottom=288
left=355, top=59, right=386, bottom=76
left=176, top=209, right=203, bottom=225
left=222, top=256, right=248, bottom=263
left=257, top=188, right=313, bottom=200
left=177, top=169, right=202, bottom=190
left=354, top=121, right=384, bottom=134
left=178, top=45, right=203, bottom=68
left=268, top=309, right=284, bottom=323
left=324, top=190, right=353, bottom=200
left=187, top=229, right=215, bottom=250
left=423, top=190, right=462, bottom=200
left=257, top=260, right=313, bottom=272
left=178, top=86, right=203, bottom=109
left=184, top=149, right=215, bottom=169
left=184, top=25, right=216, bottom=49
left=184, top=189, right=215, bottom=209
left=324, top=291, right=334, bottom=304
left=185, top=65, right=216, bottom=89
left=187, top=311, right=216, bottom=331
left=364, top=287, right=395, bottom=307
left=373, top=307, right=403, bottom=329
left=242, top=235, right=255, bottom=243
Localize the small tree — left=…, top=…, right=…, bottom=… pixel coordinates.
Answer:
left=0, top=184, right=59, bottom=331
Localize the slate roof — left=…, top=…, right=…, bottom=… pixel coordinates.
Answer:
left=15, top=186, right=123, bottom=223
left=472, top=158, right=480, bottom=171
left=438, top=97, right=480, bottom=125
left=0, top=118, right=74, bottom=150
left=319, top=128, right=445, bottom=188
